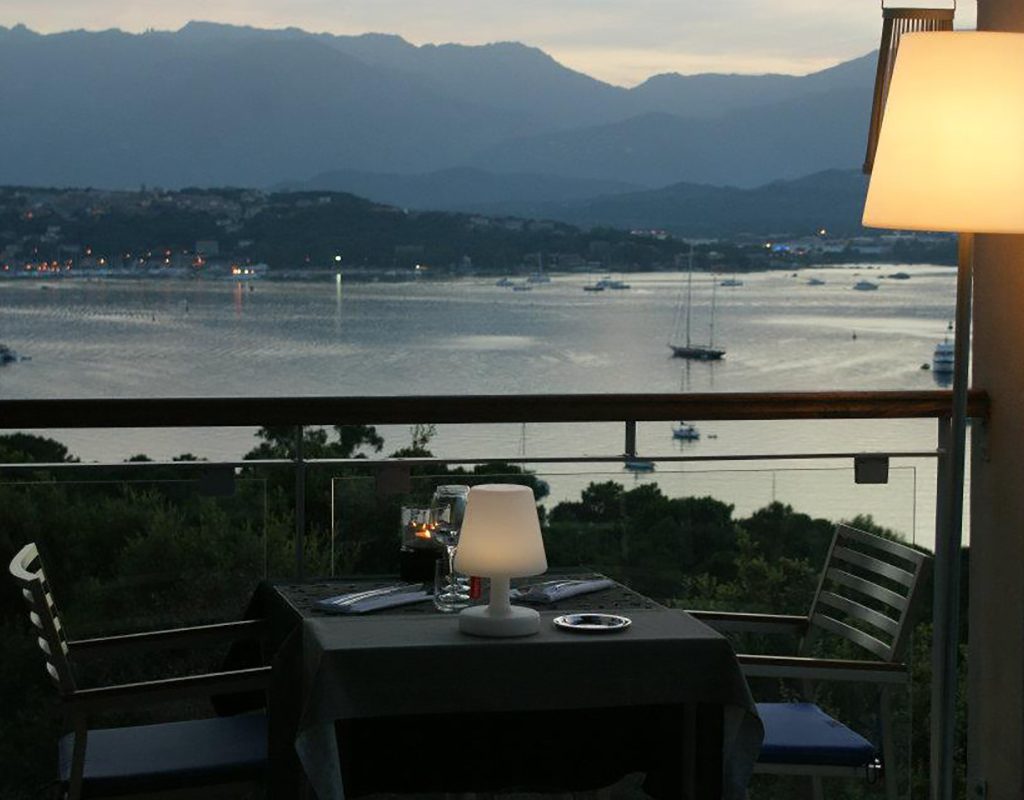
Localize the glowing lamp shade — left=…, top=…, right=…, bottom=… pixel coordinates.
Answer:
left=863, top=32, right=1024, bottom=234
left=862, top=32, right=1024, bottom=800
left=454, top=484, right=547, bottom=637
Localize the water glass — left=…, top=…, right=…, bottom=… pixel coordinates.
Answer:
left=434, top=548, right=471, bottom=612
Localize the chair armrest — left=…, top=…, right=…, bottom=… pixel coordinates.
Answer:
left=68, top=619, right=267, bottom=661
left=738, top=653, right=908, bottom=684
left=687, top=610, right=809, bottom=636
left=64, top=666, right=271, bottom=714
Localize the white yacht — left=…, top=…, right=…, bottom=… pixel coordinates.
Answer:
left=933, top=324, right=955, bottom=374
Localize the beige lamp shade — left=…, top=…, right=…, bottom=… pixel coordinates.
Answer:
left=863, top=31, right=1024, bottom=234
left=454, top=484, right=547, bottom=577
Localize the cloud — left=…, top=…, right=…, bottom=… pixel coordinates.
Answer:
left=1, top=0, right=976, bottom=85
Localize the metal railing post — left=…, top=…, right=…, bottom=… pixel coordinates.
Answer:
left=625, top=420, right=637, bottom=458
left=294, top=425, right=306, bottom=579
left=932, top=232, right=974, bottom=800
left=931, top=414, right=956, bottom=799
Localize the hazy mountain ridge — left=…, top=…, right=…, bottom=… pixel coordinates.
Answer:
left=278, top=167, right=869, bottom=237
left=630, top=52, right=874, bottom=119
left=471, top=85, right=872, bottom=188
left=486, top=169, right=872, bottom=237
left=0, top=22, right=876, bottom=209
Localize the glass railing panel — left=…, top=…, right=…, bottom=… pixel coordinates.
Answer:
left=323, top=459, right=925, bottom=607
left=1, top=469, right=272, bottom=635
left=0, top=465, right=278, bottom=799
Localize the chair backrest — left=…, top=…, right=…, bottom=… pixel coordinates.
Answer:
left=9, top=542, right=76, bottom=695
left=803, top=524, right=930, bottom=663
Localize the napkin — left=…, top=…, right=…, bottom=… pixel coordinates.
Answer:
left=315, top=587, right=431, bottom=614
left=512, top=578, right=615, bottom=604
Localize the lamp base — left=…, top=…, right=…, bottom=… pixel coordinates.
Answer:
left=458, top=603, right=540, bottom=637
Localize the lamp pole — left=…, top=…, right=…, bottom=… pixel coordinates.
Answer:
left=931, top=232, right=973, bottom=800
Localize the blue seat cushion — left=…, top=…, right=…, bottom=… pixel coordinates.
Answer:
left=756, top=703, right=877, bottom=767
left=59, top=712, right=266, bottom=795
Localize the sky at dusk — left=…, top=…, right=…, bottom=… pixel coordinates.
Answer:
left=1, top=1, right=975, bottom=85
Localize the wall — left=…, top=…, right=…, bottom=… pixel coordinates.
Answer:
left=969, top=4, right=1024, bottom=800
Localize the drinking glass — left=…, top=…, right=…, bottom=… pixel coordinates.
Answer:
left=434, top=547, right=471, bottom=612
left=429, top=485, right=471, bottom=611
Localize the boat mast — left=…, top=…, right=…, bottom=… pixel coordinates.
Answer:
left=709, top=276, right=717, bottom=347
left=685, top=247, right=694, bottom=348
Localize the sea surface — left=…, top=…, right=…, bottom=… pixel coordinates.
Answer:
left=0, top=265, right=964, bottom=549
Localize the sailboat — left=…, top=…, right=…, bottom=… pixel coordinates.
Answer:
left=668, top=251, right=725, bottom=360
left=527, top=252, right=551, bottom=283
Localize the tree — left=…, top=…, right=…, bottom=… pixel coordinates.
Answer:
left=389, top=424, right=437, bottom=458
left=245, top=424, right=384, bottom=461
left=0, top=433, right=75, bottom=464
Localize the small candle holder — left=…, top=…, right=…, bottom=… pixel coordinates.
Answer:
left=399, top=507, right=444, bottom=583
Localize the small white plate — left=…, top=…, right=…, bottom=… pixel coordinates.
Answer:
left=553, top=613, right=632, bottom=633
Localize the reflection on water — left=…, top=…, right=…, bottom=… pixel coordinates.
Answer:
left=0, top=265, right=959, bottom=547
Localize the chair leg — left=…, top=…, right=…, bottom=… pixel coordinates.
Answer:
left=67, top=719, right=88, bottom=800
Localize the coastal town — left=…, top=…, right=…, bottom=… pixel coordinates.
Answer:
left=0, top=185, right=955, bottom=281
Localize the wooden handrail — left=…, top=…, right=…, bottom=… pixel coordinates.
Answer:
left=0, top=390, right=990, bottom=429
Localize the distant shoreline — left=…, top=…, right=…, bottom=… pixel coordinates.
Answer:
left=0, top=262, right=958, bottom=286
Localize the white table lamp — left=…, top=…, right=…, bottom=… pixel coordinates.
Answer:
left=862, top=31, right=1024, bottom=800
left=453, top=483, right=547, bottom=637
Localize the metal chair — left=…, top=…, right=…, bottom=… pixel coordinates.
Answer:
left=691, top=523, right=931, bottom=799
left=9, top=542, right=271, bottom=799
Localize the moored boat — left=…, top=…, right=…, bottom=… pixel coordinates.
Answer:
left=596, top=275, right=631, bottom=290
left=933, top=322, right=955, bottom=374
left=0, top=344, right=18, bottom=364
left=668, top=250, right=725, bottom=360
left=672, top=422, right=700, bottom=440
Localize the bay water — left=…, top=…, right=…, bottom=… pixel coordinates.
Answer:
left=0, top=264, right=961, bottom=549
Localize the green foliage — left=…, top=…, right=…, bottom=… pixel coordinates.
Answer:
left=546, top=481, right=739, bottom=598
left=0, top=432, right=75, bottom=464
left=245, top=424, right=384, bottom=460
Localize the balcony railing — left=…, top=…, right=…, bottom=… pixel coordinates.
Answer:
left=0, top=389, right=987, bottom=798
left=0, top=390, right=988, bottom=575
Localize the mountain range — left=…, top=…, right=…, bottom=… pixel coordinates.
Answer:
left=0, top=21, right=877, bottom=234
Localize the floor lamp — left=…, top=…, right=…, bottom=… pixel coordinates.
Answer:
left=862, top=31, right=1024, bottom=800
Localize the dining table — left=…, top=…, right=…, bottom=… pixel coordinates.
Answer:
left=230, top=574, right=763, bottom=800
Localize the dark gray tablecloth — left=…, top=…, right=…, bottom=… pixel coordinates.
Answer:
left=293, top=604, right=762, bottom=800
